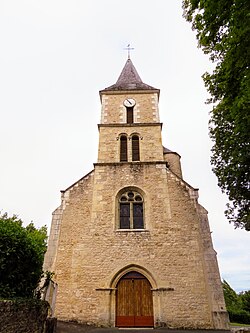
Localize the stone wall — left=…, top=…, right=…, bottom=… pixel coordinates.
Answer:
left=163, top=151, right=183, bottom=178
left=100, top=92, right=160, bottom=124
left=97, top=124, right=164, bottom=163
left=44, top=80, right=228, bottom=329
left=0, top=299, right=49, bottom=333
left=49, top=162, right=228, bottom=329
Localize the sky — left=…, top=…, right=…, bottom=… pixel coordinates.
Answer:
left=0, top=0, right=249, bottom=293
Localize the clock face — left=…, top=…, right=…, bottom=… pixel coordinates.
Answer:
left=123, top=98, right=136, bottom=107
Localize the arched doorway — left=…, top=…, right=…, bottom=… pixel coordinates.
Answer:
left=116, top=271, right=154, bottom=327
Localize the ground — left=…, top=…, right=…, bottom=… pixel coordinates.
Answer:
left=56, top=321, right=232, bottom=333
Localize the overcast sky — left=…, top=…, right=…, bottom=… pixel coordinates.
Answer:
left=0, top=0, right=249, bottom=292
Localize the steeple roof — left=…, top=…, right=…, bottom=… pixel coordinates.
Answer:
left=101, top=58, right=159, bottom=92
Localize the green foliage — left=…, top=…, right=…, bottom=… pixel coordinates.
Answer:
left=223, top=279, right=241, bottom=309
left=183, top=0, right=250, bottom=230
left=222, top=280, right=250, bottom=324
left=0, top=213, right=47, bottom=298
left=228, top=309, right=250, bottom=325
left=239, top=290, right=250, bottom=312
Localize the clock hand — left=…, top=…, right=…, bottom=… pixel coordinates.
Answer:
left=127, top=99, right=132, bottom=105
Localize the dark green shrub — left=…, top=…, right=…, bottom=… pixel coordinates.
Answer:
left=0, top=213, right=47, bottom=298
left=228, top=308, right=250, bottom=324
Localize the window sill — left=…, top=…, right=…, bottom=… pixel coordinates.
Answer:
left=115, top=229, right=149, bottom=233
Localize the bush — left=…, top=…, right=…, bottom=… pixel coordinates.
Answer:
left=222, top=280, right=250, bottom=324
left=0, top=213, right=47, bottom=298
left=228, top=308, right=250, bottom=324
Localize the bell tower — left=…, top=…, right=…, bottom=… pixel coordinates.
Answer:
left=97, top=58, right=164, bottom=164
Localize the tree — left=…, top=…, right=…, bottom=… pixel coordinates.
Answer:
left=239, top=290, right=250, bottom=313
left=0, top=213, right=47, bottom=298
left=183, top=0, right=250, bottom=230
left=222, top=280, right=250, bottom=324
left=222, top=279, right=241, bottom=310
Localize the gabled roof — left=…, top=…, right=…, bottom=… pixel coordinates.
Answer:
left=100, top=58, right=159, bottom=92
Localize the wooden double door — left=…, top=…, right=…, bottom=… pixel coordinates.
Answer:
left=116, top=271, right=154, bottom=327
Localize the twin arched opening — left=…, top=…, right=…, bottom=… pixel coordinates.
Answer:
left=120, top=134, right=140, bottom=162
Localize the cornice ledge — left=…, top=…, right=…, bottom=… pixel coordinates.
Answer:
left=94, top=161, right=167, bottom=167
left=98, top=123, right=162, bottom=128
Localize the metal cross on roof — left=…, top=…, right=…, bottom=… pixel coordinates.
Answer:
left=124, top=44, right=134, bottom=59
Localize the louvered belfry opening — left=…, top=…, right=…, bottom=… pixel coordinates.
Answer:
left=132, top=135, right=140, bottom=161
left=126, top=107, right=134, bottom=124
left=120, top=136, right=128, bottom=162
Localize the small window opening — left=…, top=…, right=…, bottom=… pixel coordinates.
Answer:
left=132, top=135, right=140, bottom=161
left=120, top=136, right=128, bottom=162
left=126, top=107, right=134, bottom=124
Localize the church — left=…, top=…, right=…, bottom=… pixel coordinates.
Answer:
left=43, top=57, right=229, bottom=329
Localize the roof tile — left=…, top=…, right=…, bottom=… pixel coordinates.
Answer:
left=101, top=58, right=159, bottom=91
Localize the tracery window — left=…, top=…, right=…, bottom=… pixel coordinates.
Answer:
left=132, top=135, right=140, bottom=161
left=119, top=190, right=144, bottom=229
left=120, top=135, right=128, bottom=162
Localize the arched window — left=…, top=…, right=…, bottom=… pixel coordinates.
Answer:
left=132, top=135, right=140, bottom=161
left=120, top=135, right=128, bottom=162
left=126, top=107, right=134, bottom=124
left=119, top=190, right=144, bottom=229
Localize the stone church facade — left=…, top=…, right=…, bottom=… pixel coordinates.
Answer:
left=44, top=58, right=229, bottom=329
